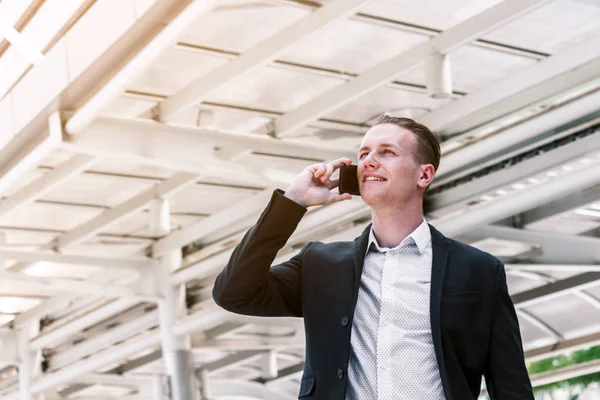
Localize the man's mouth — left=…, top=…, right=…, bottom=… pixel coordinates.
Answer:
left=364, top=176, right=387, bottom=182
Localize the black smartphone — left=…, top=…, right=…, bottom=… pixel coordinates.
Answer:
left=339, top=164, right=360, bottom=195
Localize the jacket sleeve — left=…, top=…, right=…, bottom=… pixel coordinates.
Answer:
left=212, top=189, right=309, bottom=317
left=484, top=261, right=534, bottom=399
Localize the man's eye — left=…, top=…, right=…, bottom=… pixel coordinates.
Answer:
left=383, top=149, right=393, bottom=154
left=359, top=153, right=367, bottom=159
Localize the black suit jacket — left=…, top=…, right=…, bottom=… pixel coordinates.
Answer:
left=213, top=190, right=534, bottom=400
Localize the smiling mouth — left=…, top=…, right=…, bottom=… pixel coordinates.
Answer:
left=364, top=177, right=387, bottom=182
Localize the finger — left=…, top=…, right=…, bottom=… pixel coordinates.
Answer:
left=321, top=162, right=335, bottom=183
left=312, top=163, right=327, bottom=179
left=332, top=157, right=353, bottom=169
left=324, top=178, right=339, bottom=190
left=325, top=192, right=352, bottom=204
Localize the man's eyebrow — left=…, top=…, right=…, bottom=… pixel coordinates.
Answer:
left=358, top=143, right=399, bottom=153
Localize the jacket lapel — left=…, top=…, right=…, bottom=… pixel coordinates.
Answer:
left=352, top=223, right=372, bottom=301
left=429, top=224, right=452, bottom=400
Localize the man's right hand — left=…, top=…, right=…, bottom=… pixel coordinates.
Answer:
left=284, top=157, right=354, bottom=207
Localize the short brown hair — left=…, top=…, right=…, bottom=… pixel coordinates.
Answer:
left=373, top=115, right=441, bottom=172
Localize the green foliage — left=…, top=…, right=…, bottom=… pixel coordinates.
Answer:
left=527, top=345, right=600, bottom=395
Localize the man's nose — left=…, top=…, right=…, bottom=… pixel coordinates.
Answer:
left=362, top=152, right=380, bottom=168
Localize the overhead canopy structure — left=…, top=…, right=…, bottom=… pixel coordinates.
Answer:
left=0, top=0, right=599, bottom=398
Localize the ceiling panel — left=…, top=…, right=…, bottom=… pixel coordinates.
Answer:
left=40, top=174, right=154, bottom=208
left=399, top=44, right=538, bottom=92
left=168, top=183, right=261, bottom=215
left=100, top=209, right=205, bottom=238
left=518, top=313, right=555, bottom=346
left=360, top=0, right=505, bottom=31
left=127, top=47, right=228, bottom=96
left=0, top=202, right=102, bottom=231
left=206, top=64, right=344, bottom=112
left=181, top=2, right=310, bottom=52
left=278, top=19, right=430, bottom=73
left=524, top=293, right=600, bottom=338
left=506, top=273, right=547, bottom=295
left=323, top=85, right=452, bottom=125
left=483, top=0, right=600, bottom=54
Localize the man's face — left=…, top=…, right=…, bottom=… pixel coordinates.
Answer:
left=357, top=123, right=430, bottom=208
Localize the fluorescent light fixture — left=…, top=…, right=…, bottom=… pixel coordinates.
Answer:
left=574, top=208, right=600, bottom=218
left=0, top=14, right=44, bottom=64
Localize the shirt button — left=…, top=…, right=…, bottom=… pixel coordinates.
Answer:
left=337, top=369, right=344, bottom=379
left=341, top=316, right=349, bottom=327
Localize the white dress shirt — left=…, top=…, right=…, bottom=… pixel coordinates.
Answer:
left=346, top=219, right=445, bottom=399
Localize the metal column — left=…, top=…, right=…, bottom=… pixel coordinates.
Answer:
left=16, top=322, right=36, bottom=400
left=152, top=199, right=197, bottom=400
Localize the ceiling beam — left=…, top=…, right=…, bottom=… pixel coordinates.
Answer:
left=158, top=0, right=371, bottom=121
left=512, top=272, right=600, bottom=309
left=152, top=188, right=276, bottom=257
left=0, top=112, right=62, bottom=197
left=426, top=132, right=600, bottom=217
left=265, top=0, right=553, bottom=137
left=464, top=225, right=600, bottom=265
left=525, top=330, right=600, bottom=362
left=55, top=172, right=198, bottom=249
left=530, top=358, right=600, bottom=388
left=433, top=91, right=600, bottom=180
left=0, top=270, right=143, bottom=299
left=419, top=36, right=600, bottom=133
left=64, top=0, right=219, bottom=135
left=0, top=154, right=96, bottom=218
left=432, top=158, right=600, bottom=237
left=265, top=0, right=549, bottom=60
left=67, top=116, right=354, bottom=170
left=0, top=246, right=156, bottom=270
left=521, top=185, right=600, bottom=227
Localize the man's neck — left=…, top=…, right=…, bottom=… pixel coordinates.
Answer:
left=370, top=201, right=424, bottom=249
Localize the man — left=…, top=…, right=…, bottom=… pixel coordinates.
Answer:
left=213, top=115, right=533, bottom=399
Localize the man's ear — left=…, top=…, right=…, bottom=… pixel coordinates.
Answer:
left=418, top=164, right=435, bottom=188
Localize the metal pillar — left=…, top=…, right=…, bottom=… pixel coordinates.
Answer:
left=152, top=198, right=197, bottom=400
left=17, top=322, right=36, bottom=400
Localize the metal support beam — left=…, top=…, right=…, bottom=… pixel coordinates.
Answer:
left=521, top=185, right=600, bottom=226
left=0, top=270, right=145, bottom=298
left=0, top=112, right=62, bottom=197
left=530, top=358, right=600, bottom=388
left=154, top=200, right=196, bottom=400
left=0, top=154, right=96, bottom=218
left=0, top=246, right=156, bottom=270
left=432, top=159, right=600, bottom=237
left=153, top=188, right=276, bottom=257
left=30, top=298, right=139, bottom=351
left=512, top=272, right=600, bottom=309
left=67, top=116, right=354, bottom=172
left=158, top=0, right=370, bottom=121
left=426, top=133, right=600, bottom=218
left=464, top=225, right=600, bottom=265
left=419, top=37, right=600, bottom=133
left=64, top=0, right=218, bottom=135
left=48, top=311, right=159, bottom=370
left=56, top=172, right=198, bottom=249
left=261, top=362, right=304, bottom=385
left=525, top=330, right=600, bottom=362
left=433, top=91, right=600, bottom=180
left=16, top=322, right=38, bottom=400
left=266, top=0, right=553, bottom=137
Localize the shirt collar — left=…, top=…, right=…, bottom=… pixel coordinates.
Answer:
left=367, top=219, right=431, bottom=255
